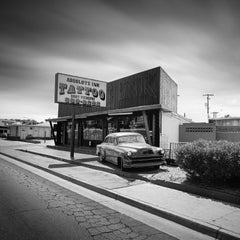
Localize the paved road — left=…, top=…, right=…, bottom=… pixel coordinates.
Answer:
left=0, top=157, right=179, bottom=240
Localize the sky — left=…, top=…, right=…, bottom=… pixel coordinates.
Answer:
left=0, top=0, right=240, bottom=122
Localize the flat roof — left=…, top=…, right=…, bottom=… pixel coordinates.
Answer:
left=210, top=117, right=240, bottom=121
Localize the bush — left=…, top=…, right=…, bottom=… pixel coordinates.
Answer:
left=175, top=140, right=240, bottom=184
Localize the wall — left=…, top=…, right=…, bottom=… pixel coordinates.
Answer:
left=19, top=126, right=32, bottom=139
left=161, top=112, right=191, bottom=149
left=16, top=126, right=51, bottom=140
left=9, top=125, right=18, bottom=137
left=32, top=126, right=51, bottom=138
left=179, top=123, right=216, bottom=142
left=160, top=68, right=178, bottom=113
left=179, top=123, right=240, bottom=143
left=216, top=126, right=240, bottom=142
left=108, top=67, right=160, bottom=110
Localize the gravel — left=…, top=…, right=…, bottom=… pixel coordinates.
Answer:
left=138, top=165, right=187, bottom=184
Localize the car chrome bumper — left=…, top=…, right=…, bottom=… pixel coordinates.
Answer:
left=123, top=158, right=165, bottom=168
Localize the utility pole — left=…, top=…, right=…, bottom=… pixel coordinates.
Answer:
left=203, top=93, right=214, bottom=119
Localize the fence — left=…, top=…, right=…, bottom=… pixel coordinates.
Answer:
left=168, top=142, right=187, bottom=160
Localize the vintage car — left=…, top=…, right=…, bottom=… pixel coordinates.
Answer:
left=96, top=132, right=165, bottom=170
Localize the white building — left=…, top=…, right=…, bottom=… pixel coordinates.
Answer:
left=9, top=122, right=51, bottom=140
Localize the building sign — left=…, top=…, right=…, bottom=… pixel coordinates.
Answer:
left=55, top=73, right=107, bottom=107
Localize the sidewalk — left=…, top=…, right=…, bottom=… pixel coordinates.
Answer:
left=1, top=143, right=240, bottom=240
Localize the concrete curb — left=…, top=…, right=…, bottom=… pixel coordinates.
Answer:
left=1, top=151, right=240, bottom=240
left=19, top=149, right=240, bottom=206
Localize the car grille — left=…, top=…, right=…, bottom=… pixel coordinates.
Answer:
left=139, top=149, right=154, bottom=154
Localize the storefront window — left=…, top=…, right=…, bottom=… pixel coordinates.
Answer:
left=65, top=122, right=79, bottom=144
left=83, top=120, right=103, bottom=141
left=107, top=116, right=144, bottom=133
left=107, top=115, right=151, bottom=142
left=108, top=120, right=117, bottom=133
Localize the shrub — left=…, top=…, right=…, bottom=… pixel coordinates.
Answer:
left=175, top=140, right=240, bottom=184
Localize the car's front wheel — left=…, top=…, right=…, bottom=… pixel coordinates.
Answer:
left=118, top=157, right=125, bottom=171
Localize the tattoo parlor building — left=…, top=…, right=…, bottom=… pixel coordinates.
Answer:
left=47, top=67, right=190, bottom=150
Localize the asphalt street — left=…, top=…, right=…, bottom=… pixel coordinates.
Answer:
left=0, top=157, right=179, bottom=240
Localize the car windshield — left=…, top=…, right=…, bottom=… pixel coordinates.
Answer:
left=117, top=135, right=145, bottom=144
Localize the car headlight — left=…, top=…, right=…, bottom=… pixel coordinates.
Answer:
left=127, top=151, right=132, bottom=157
left=158, top=149, right=164, bottom=155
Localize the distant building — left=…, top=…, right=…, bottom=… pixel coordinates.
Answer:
left=209, top=116, right=240, bottom=126
left=209, top=116, right=240, bottom=142
left=9, top=122, right=52, bottom=140
left=179, top=123, right=216, bottom=142
left=0, top=120, right=9, bottom=137
left=0, top=119, right=18, bottom=137
left=179, top=116, right=240, bottom=142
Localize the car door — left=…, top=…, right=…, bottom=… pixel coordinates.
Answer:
left=105, top=137, right=118, bottom=165
left=100, top=137, right=110, bottom=159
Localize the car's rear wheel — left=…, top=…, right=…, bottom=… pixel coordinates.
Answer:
left=98, top=150, right=105, bottom=163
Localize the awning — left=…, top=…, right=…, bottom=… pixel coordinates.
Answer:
left=46, top=104, right=172, bottom=122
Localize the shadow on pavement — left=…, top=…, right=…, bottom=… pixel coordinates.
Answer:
left=72, top=157, right=99, bottom=163
left=17, top=148, right=160, bottom=181
left=48, top=163, right=80, bottom=169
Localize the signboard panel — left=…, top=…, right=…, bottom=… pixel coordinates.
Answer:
left=55, top=73, right=107, bottom=107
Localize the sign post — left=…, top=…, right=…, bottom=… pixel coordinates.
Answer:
left=54, top=73, right=107, bottom=159
left=70, top=108, right=75, bottom=159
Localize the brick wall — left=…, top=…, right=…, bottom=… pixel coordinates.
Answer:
left=179, top=123, right=216, bottom=142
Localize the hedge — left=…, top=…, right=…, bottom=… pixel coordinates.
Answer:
left=175, top=140, right=240, bottom=184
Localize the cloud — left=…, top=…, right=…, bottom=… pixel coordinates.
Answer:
left=1, top=0, right=240, bottom=121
